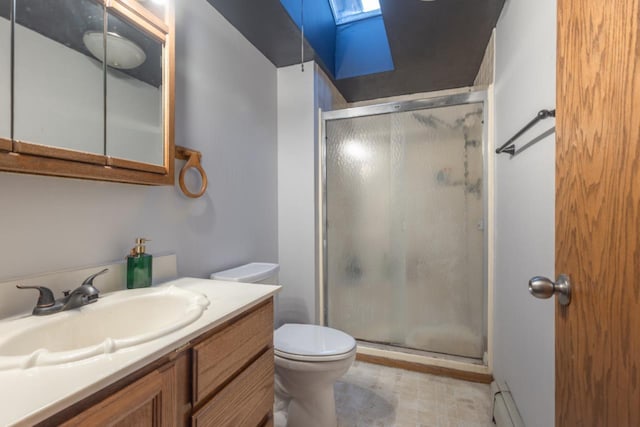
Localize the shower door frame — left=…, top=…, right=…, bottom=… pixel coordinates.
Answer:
left=319, top=90, right=492, bottom=367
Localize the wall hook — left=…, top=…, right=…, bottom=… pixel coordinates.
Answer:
left=175, top=146, right=208, bottom=198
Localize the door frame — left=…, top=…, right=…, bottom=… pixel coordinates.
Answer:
left=317, top=89, right=493, bottom=372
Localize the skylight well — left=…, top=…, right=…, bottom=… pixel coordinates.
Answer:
left=329, top=0, right=382, bottom=25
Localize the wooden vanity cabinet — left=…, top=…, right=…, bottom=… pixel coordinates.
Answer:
left=42, top=299, right=274, bottom=427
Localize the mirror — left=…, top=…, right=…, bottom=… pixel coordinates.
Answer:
left=0, top=0, right=10, bottom=143
left=0, top=0, right=174, bottom=185
left=105, top=10, right=164, bottom=166
left=13, top=0, right=104, bottom=154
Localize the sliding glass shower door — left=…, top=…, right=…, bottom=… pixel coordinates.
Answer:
left=323, top=95, right=486, bottom=359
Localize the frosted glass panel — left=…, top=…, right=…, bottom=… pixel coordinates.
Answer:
left=325, top=102, right=485, bottom=359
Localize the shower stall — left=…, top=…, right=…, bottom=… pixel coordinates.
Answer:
left=321, top=91, right=488, bottom=362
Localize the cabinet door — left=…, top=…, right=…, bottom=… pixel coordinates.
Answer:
left=61, top=363, right=176, bottom=427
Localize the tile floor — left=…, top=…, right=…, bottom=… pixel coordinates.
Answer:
left=276, top=361, right=495, bottom=427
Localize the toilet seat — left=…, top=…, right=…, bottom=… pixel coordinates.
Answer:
left=274, top=324, right=356, bottom=362
left=275, top=347, right=356, bottom=362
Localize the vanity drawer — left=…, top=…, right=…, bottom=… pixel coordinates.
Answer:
left=191, top=348, right=274, bottom=427
left=192, top=299, right=273, bottom=404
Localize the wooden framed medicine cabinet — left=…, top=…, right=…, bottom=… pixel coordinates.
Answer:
left=0, top=0, right=175, bottom=186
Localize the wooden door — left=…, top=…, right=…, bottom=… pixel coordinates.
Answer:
left=556, top=0, right=640, bottom=425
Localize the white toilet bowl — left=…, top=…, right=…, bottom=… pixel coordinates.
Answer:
left=274, top=324, right=356, bottom=427
left=210, top=264, right=357, bottom=427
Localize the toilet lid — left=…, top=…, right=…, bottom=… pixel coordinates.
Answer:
left=274, top=324, right=356, bottom=358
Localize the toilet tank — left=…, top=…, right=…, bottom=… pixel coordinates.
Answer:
left=210, top=263, right=279, bottom=285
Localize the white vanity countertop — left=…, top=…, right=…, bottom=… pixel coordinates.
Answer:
left=0, top=277, right=280, bottom=427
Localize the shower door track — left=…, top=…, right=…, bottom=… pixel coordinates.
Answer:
left=318, top=89, right=492, bottom=378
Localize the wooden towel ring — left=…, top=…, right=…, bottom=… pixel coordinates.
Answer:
left=175, top=146, right=208, bottom=198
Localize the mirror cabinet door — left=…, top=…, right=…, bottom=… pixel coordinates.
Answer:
left=105, top=10, right=164, bottom=166
left=0, top=0, right=10, bottom=148
left=13, top=0, right=105, bottom=155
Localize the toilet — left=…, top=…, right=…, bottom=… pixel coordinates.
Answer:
left=210, top=263, right=356, bottom=427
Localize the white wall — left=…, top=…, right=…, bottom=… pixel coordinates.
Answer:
left=276, top=62, right=345, bottom=327
left=493, top=0, right=556, bottom=426
left=277, top=62, right=316, bottom=325
left=0, top=0, right=277, bottom=289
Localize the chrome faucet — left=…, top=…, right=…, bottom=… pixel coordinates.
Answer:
left=17, top=268, right=108, bottom=316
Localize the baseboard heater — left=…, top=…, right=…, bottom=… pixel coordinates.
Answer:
left=491, top=381, right=525, bottom=427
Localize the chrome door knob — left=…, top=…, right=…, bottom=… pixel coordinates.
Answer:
left=528, top=274, right=571, bottom=306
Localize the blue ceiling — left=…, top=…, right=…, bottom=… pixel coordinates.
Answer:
left=279, top=0, right=394, bottom=80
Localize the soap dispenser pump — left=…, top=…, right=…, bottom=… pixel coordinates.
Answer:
left=127, top=238, right=152, bottom=289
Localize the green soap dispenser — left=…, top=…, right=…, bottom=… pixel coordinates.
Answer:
left=127, top=238, right=152, bottom=289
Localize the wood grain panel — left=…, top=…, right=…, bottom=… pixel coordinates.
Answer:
left=163, top=0, right=176, bottom=182
left=13, top=141, right=106, bottom=165
left=111, top=404, right=153, bottom=427
left=261, top=414, right=274, bottom=427
left=175, top=350, right=192, bottom=427
left=0, top=151, right=173, bottom=185
left=107, top=156, right=168, bottom=174
left=191, top=349, right=274, bottom=427
left=60, top=363, right=176, bottom=427
left=0, top=138, right=11, bottom=152
left=356, top=353, right=492, bottom=384
left=192, top=300, right=273, bottom=405
left=556, top=0, right=640, bottom=425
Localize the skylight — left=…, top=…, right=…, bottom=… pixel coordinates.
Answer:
left=328, top=0, right=382, bottom=25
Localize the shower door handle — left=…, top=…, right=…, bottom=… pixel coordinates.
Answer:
left=528, top=274, right=571, bottom=306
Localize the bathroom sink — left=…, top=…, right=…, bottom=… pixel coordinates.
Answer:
left=0, top=285, right=209, bottom=370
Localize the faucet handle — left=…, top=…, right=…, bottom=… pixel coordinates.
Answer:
left=16, top=285, right=56, bottom=308
left=81, top=268, right=109, bottom=287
